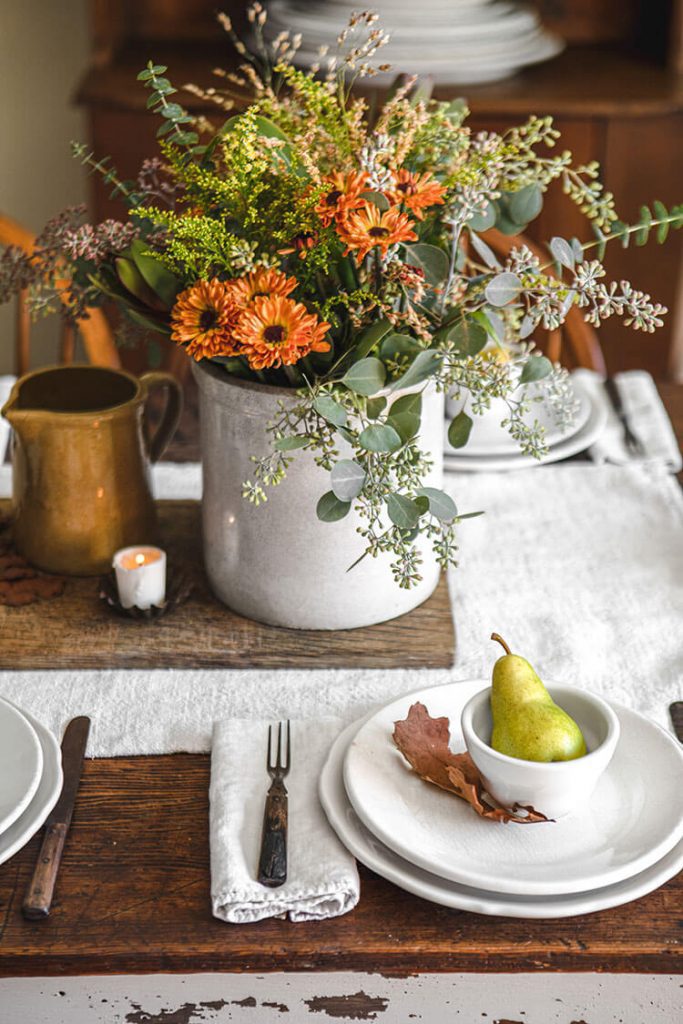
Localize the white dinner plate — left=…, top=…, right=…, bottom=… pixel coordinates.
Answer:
left=343, top=681, right=683, bottom=896
left=444, top=384, right=607, bottom=471
left=0, top=695, right=43, bottom=836
left=321, top=716, right=683, bottom=918
left=448, top=379, right=592, bottom=457
left=0, top=702, right=62, bottom=866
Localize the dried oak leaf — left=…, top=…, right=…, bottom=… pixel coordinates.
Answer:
left=393, top=702, right=549, bottom=824
left=0, top=534, right=66, bottom=606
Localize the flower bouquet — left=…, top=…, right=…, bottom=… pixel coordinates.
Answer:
left=2, top=6, right=681, bottom=628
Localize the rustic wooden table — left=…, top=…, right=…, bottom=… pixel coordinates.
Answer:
left=0, top=386, right=681, bottom=1023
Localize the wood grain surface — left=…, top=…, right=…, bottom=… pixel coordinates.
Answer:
left=0, top=754, right=680, bottom=978
left=0, top=500, right=455, bottom=670
left=0, top=388, right=680, bottom=978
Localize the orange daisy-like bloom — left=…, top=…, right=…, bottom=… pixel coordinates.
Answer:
left=337, top=201, right=417, bottom=264
left=170, top=278, right=241, bottom=361
left=234, top=296, right=331, bottom=371
left=226, top=266, right=297, bottom=310
left=385, top=169, right=446, bottom=220
left=314, top=171, right=370, bottom=227
left=278, top=231, right=319, bottom=260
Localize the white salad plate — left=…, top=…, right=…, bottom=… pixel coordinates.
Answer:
left=444, top=381, right=607, bottom=471
left=0, top=695, right=44, bottom=836
left=342, top=680, right=683, bottom=897
left=0, top=702, right=62, bottom=866
left=321, top=716, right=683, bottom=919
left=448, top=378, right=592, bottom=457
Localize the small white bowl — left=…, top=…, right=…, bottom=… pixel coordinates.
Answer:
left=461, top=684, right=620, bottom=820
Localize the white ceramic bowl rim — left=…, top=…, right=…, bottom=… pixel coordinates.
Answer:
left=461, top=684, right=620, bottom=770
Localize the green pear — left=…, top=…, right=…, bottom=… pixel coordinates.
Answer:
left=489, top=633, right=587, bottom=762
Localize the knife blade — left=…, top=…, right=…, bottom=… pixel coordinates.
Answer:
left=22, top=716, right=90, bottom=920
left=670, top=702, right=683, bottom=743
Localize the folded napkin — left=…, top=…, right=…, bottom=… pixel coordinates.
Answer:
left=573, top=368, right=682, bottom=473
left=210, top=718, right=359, bottom=923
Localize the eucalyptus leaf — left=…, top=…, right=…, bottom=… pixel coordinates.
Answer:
left=274, top=436, right=309, bottom=452
left=361, top=190, right=390, bottom=211
left=330, top=460, right=366, bottom=501
left=386, top=493, right=424, bottom=530
left=124, top=306, right=171, bottom=335
left=484, top=272, right=522, bottom=308
left=387, top=409, right=420, bottom=443
left=457, top=510, right=485, bottom=520
left=520, top=354, right=553, bottom=384
left=509, top=184, right=543, bottom=225
left=129, top=240, right=181, bottom=307
left=316, top=491, right=351, bottom=523
left=468, top=232, right=501, bottom=270
left=549, top=236, right=575, bottom=270
left=379, top=333, right=420, bottom=363
left=389, top=392, right=422, bottom=417
left=358, top=423, right=403, bottom=453
left=389, top=349, right=441, bottom=392
left=416, top=487, right=458, bottom=523
left=342, top=357, right=386, bottom=397
left=447, top=318, right=488, bottom=357
left=467, top=202, right=496, bottom=232
left=518, top=314, right=536, bottom=340
left=314, top=395, right=347, bottom=427
left=115, top=257, right=166, bottom=310
left=404, top=243, right=449, bottom=284
left=447, top=410, right=473, bottom=449
left=366, top=396, right=387, bottom=419
left=350, top=317, right=393, bottom=361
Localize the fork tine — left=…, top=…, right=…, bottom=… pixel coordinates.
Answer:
left=276, top=720, right=282, bottom=771
left=286, top=719, right=291, bottom=769
left=266, top=724, right=272, bottom=771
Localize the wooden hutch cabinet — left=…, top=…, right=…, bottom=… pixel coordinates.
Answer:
left=77, top=0, right=683, bottom=377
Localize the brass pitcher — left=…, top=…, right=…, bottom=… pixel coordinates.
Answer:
left=1, top=365, right=182, bottom=575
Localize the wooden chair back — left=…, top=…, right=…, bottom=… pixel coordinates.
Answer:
left=481, top=227, right=607, bottom=374
left=0, top=212, right=120, bottom=375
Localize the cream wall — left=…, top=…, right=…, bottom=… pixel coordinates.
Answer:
left=0, top=0, right=90, bottom=372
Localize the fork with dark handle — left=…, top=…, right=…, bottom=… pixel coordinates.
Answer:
left=604, top=377, right=646, bottom=457
left=258, top=720, right=290, bottom=888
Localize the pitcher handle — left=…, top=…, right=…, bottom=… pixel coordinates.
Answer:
left=140, top=371, right=183, bottom=463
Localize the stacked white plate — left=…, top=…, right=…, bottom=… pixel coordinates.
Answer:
left=320, top=680, right=683, bottom=917
left=265, top=0, right=564, bottom=84
left=444, top=374, right=608, bottom=471
left=0, top=696, right=62, bottom=866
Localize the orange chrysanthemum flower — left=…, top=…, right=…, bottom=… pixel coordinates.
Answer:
left=227, top=266, right=297, bottom=309
left=314, top=171, right=370, bottom=226
left=234, top=296, right=331, bottom=370
left=170, top=278, right=241, bottom=361
left=337, top=201, right=417, bottom=264
left=385, top=170, right=446, bottom=220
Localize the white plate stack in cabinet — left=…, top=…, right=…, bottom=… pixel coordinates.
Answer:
left=265, top=0, right=564, bottom=83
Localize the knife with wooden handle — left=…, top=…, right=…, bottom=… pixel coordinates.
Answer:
left=22, top=716, right=90, bottom=920
left=670, top=702, right=683, bottom=743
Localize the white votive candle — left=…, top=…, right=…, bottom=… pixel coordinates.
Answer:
left=112, top=546, right=166, bottom=609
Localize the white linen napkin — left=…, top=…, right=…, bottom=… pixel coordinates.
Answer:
left=573, top=368, right=682, bottom=473
left=210, top=718, right=360, bottom=923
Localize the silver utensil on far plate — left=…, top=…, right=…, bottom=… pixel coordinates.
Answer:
left=604, top=377, right=647, bottom=458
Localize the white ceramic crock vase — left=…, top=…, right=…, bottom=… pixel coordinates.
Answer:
left=192, top=359, right=445, bottom=630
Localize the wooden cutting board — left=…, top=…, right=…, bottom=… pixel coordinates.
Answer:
left=0, top=499, right=455, bottom=670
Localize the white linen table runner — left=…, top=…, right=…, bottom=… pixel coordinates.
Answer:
left=0, top=461, right=681, bottom=755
